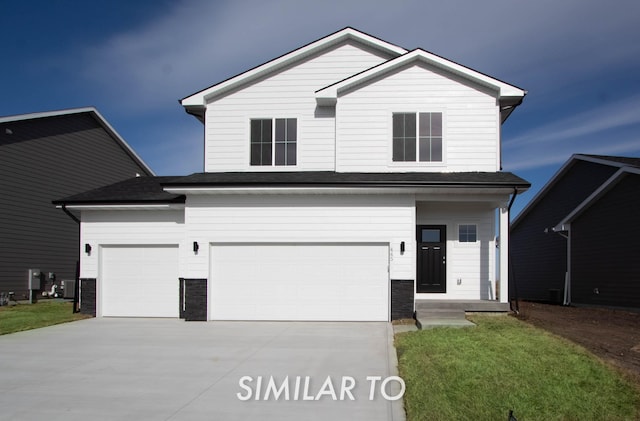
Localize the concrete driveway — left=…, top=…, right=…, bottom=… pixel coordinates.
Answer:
left=0, top=319, right=405, bottom=421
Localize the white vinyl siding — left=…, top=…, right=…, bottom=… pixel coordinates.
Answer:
left=336, top=63, right=500, bottom=172
left=416, top=202, right=496, bottom=300
left=80, top=210, right=186, bottom=279
left=183, top=194, right=415, bottom=281
left=204, top=41, right=393, bottom=172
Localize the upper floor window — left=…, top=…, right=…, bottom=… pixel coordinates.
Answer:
left=392, top=112, right=442, bottom=162
left=250, top=118, right=296, bottom=166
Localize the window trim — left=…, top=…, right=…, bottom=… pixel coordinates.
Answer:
left=389, top=110, right=446, bottom=166
left=248, top=116, right=298, bottom=168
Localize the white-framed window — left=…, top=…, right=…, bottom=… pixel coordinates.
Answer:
left=250, top=118, right=297, bottom=166
left=458, top=224, right=477, bottom=243
left=392, top=112, right=442, bottom=162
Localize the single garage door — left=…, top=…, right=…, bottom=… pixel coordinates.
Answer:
left=210, top=243, right=389, bottom=321
left=101, top=245, right=179, bottom=317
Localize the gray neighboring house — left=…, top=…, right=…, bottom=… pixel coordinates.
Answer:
left=511, top=154, right=640, bottom=309
left=0, top=107, right=154, bottom=300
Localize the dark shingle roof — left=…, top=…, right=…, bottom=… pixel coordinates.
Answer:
left=581, top=155, right=640, bottom=168
left=54, top=172, right=530, bottom=205
left=53, top=176, right=185, bottom=205
left=162, top=171, right=530, bottom=187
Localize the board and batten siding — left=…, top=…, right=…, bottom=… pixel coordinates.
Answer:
left=336, top=63, right=500, bottom=172
left=204, top=41, right=394, bottom=172
left=416, top=202, right=496, bottom=300
left=79, top=210, right=186, bottom=279
left=184, top=194, right=415, bottom=280
left=0, top=113, right=152, bottom=297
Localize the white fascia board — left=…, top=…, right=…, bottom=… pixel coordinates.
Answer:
left=164, top=185, right=518, bottom=197
left=181, top=28, right=407, bottom=107
left=60, top=204, right=185, bottom=211
left=553, top=166, right=640, bottom=231
left=315, top=49, right=526, bottom=104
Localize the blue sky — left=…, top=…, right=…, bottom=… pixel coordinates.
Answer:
left=2, top=0, right=640, bottom=217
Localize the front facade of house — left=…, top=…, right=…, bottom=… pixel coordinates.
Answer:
left=511, top=154, right=640, bottom=309
left=57, top=28, right=529, bottom=321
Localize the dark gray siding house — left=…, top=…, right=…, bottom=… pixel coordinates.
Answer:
left=511, top=154, right=640, bottom=309
left=0, top=107, right=154, bottom=300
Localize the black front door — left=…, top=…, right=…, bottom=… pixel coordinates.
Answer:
left=417, top=225, right=446, bottom=293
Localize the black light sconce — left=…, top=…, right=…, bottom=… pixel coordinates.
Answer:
left=85, top=244, right=92, bottom=255
left=400, top=241, right=405, bottom=254
left=193, top=241, right=199, bottom=254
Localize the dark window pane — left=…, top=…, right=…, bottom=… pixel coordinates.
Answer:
left=405, top=137, right=416, bottom=161
left=419, top=113, right=431, bottom=136
left=275, top=119, right=285, bottom=142
left=275, top=143, right=285, bottom=165
left=419, top=138, right=430, bottom=162
left=286, top=143, right=295, bottom=165
left=287, top=119, right=297, bottom=141
left=392, top=114, right=404, bottom=137
left=459, top=225, right=477, bottom=242
left=431, top=113, right=442, bottom=136
left=250, top=143, right=262, bottom=166
left=393, top=138, right=404, bottom=161
left=261, top=143, right=272, bottom=165
left=251, top=120, right=262, bottom=141
left=405, top=113, right=416, bottom=137
left=431, top=137, right=442, bottom=161
left=421, top=229, right=441, bottom=243
left=262, top=120, right=272, bottom=143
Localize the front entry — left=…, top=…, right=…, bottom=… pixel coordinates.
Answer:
left=417, top=225, right=446, bottom=293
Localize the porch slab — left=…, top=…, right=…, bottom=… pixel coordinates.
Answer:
left=415, top=300, right=510, bottom=312
left=415, top=309, right=476, bottom=329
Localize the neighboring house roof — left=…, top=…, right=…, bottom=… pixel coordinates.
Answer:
left=54, top=172, right=529, bottom=206
left=180, top=27, right=407, bottom=119
left=53, top=176, right=185, bottom=206
left=314, top=48, right=526, bottom=122
left=512, top=154, right=640, bottom=229
left=0, top=107, right=155, bottom=176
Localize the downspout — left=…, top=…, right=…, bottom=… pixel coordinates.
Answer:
left=554, top=228, right=571, bottom=305
left=60, top=205, right=81, bottom=313
left=506, top=188, right=519, bottom=314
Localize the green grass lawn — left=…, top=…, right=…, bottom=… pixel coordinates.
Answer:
left=0, top=301, right=91, bottom=335
left=395, top=315, right=640, bottom=421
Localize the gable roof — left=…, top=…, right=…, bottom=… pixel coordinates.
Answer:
left=180, top=27, right=407, bottom=117
left=0, top=107, right=155, bottom=176
left=315, top=48, right=526, bottom=122
left=512, top=154, right=640, bottom=228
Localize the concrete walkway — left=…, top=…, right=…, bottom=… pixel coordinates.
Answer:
left=0, top=319, right=405, bottom=421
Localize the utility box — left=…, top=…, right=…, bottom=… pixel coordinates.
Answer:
left=62, top=280, right=76, bottom=299
left=28, top=269, right=41, bottom=290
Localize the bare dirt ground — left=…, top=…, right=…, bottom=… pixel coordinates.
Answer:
left=516, top=301, right=640, bottom=385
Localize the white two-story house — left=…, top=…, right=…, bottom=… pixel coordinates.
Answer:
left=55, top=28, right=529, bottom=321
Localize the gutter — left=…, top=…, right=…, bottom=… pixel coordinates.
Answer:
left=552, top=226, right=571, bottom=305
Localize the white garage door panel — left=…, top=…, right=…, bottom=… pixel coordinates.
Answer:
left=101, top=246, right=179, bottom=317
left=210, top=244, right=389, bottom=321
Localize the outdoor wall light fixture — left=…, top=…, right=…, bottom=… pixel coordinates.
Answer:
left=193, top=241, right=199, bottom=254
left=400, top=241, right=405, bottom=253
left=85, top=244, right=92, bottom=255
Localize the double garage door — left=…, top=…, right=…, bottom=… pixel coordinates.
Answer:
left=100, top=243, right=389, bottom=321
